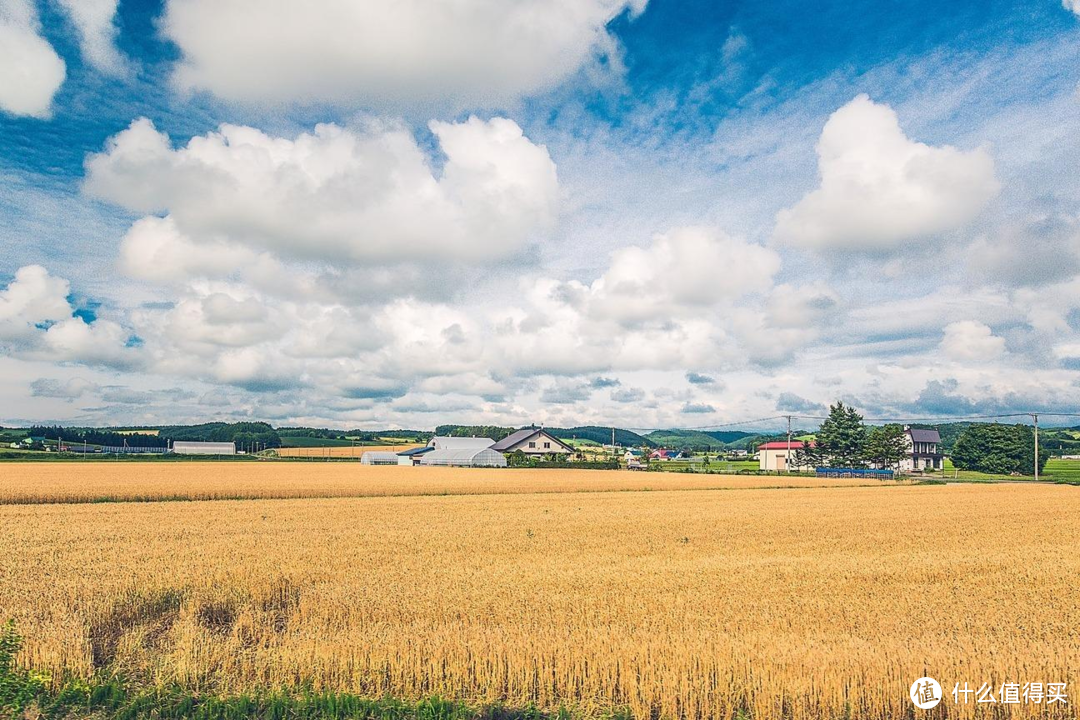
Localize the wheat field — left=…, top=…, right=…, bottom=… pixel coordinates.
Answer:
left=0, top=462, right=879, bottom=504
left=1, top=476, right=1077, bottom=719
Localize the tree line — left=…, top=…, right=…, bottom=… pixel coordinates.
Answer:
left=793, top=402, right=1049, bottom=475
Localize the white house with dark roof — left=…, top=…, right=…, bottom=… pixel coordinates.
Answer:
left=490, top=428, right=574, bottom=457
left=902, top=427, right=943, bottom=471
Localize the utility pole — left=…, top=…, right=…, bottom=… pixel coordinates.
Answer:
left=785, top=415, right=793, bottom=473
left=1032, top=413, right=1040, bottom=482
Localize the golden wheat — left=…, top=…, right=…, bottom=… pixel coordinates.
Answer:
left=0, top=481, right=1076, bottom=719
left=0, top=462, right=877, bottom=504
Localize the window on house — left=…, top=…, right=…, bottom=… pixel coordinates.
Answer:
left=528, top=441, right=536, bottom=448
left=544, top=442, right=550, bottom=448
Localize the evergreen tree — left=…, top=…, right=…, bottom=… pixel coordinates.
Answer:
left=952, top=423, right=1049, bottom=476
left=864, top=424, right=909, bottom=470
left=808, top=401, right=868, bottom=468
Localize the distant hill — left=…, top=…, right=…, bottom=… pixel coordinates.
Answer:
left=701, top=430, right=756, bottom=444
left=645, top=429, right=815, bottom=451
left=546, top=426, right=653, bottom=447
left=435, top=425, right=518, bottom=441
left=644, top=429, right=729, bottom=450
left=434, top=424, right=653, bottom=447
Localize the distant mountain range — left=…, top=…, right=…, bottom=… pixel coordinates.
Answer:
left=9, top=421, right=1080, bottom=455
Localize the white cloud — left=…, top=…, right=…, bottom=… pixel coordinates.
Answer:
left=774, top=94, right=999, bottom=251
left=0, top=0, right=65, bottom=118
left=161, top=0, right=646, bottom=107
left=568, top=226, right=780, bottom=325
left=118, top=216, right=258, bottom=284
left=0, top=265, right=72, bottom=340
left=86, top=116, right=559, bottom=265
left=939, top=320, right=1005, bottom=362
left=40, top=317, right=138, bottom=367
left=53, top=0, right=127, bottom=75
left=30, top=376, right=98, bottom=400
left=1064, top=0, right=1080, bottom=17
left=0, top=265, right=140, bottom=369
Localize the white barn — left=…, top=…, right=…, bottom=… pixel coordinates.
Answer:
left=172, top=441, right=236, bottom=455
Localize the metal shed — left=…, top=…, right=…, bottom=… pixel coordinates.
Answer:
left=360, top=451, right=400, bottom=465
left=418, top=447, right=507, bottom=467
left=427, top=436, right=495, bottom=450
left=172, top=441, right=236, bottom=455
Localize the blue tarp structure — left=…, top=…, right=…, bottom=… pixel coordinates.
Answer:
left=816, top=467, right=895, bottom=479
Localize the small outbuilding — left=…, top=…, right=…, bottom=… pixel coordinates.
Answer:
left=419, top=447, right=507, bottom=468
left=757, top=440, right=812, bottom=471
left=396, top=446, right=434, bottom=465
left=360, top=451, right=399, bottom=465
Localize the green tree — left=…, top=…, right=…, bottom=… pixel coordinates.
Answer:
left=952, top=423, right=1049, bottom=476
left=864, top=424, right=909, bottom=470
left=799, top=401, right=868, bottom=468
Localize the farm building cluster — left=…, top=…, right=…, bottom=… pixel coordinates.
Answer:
left=361, top=428, right=575, bottom=467
left=756, top=426, right=942, bottom=472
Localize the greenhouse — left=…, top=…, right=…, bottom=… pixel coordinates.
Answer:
left=360, top=451, right=400, bottom=465
left=418, top=447, right=507, bottom=468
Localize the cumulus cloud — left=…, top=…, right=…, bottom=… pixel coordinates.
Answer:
left=563, top=226, right=780, bottom=326
left=966, top=215, right=1080, bottom=288
left=161, top=0, right=646, bottom=107
left=0, top=265, right=140, bottom=368
left=86, top=117, right=559, bottom=266
left=0, top=0, right=65, bottom=118
left=1065, top=0, right=1080, bottom=16
left=540, top=379, right=594, bottom=405
left=681, top=402, right=715, bottom=414
left=939, top=320, right=1006, bottom=362
left=610, top=386, right=645, bottom=403
left=775, top=392, right=825, bottom=414
left=53, top=0, right=128, bottom=75
left=686, top=372, right=716, bottom=385
left=774, top=94, right=998, bottom=251
left=30, top=377, right=98, bottom=400
left=0, top=265, right=73, bottom=340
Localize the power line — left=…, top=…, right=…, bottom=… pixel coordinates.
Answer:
left=642, top=410, right=1079, bottom=434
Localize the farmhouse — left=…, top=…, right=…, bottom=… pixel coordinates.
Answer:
left=757, top=440, right=813, bottom=471
left=172, top=441, right=236, bottom=455
left=419, top=447, right=507, bottom=467
left=901, top=427, right=943, bottom=471
left=490, top=428, right=574, bottom=457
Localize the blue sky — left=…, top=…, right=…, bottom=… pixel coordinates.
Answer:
left=2, top=0, right=1080, bottom=430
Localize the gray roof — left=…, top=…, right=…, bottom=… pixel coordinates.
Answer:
left=491, top=428, right=573, bottom=452
left=428, top=436, right=495, bottom=450
left=397, top=446, right=434, bottom=456
left=908, top=428, right=941, bottom=443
